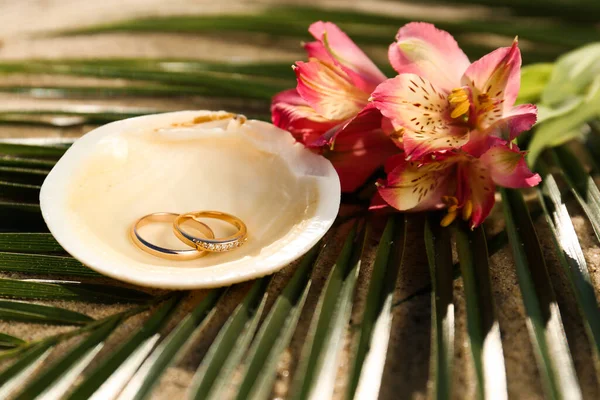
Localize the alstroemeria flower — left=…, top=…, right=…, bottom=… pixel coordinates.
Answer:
left=370, top=22, right=538, bottom=160
left=377, top=142, right=541, bottom=228
left=271, top=21, right=398, bottom=192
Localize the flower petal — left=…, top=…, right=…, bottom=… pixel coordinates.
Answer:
left=388, top=22, right=470, bottom=91
left=271, top=89, right=337, bottom=144
left=370, top=74, right=469, bottom=158
left=295, top=60, right=369, bottom=121
left=311, top=104, right=381, bottom=147
left=369, top=191, right=390, bottom=211
left=463, top=103, right=538, bottom=157
left=309, top=21, right=386, bottom=92
left=327, top=125, right=399, bottom=192
left=480, top=145, right=542, bottom=188
left=304, top=41, right=333, bottom=63
left=457, top=159, right=496, bottom=228
left=378, top=154, right=455, bottom=211
left=495, top=104, right=538, bottom=140
left=402, top=129, right=470, bottom=161
left=463, top=40, right=522, bottom=112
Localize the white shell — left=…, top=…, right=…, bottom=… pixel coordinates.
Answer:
left=40, top=111, right=340, bottom=289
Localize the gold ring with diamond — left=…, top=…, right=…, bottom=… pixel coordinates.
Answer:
left=131, top=212, right=215, bottom=260
left=173, top=211, right=247, bottom=252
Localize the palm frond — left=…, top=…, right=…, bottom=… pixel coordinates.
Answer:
left=0, top=333, right=25, bottom=348
left=0, top=167, right=48, bottom=186
left=347, top=215, right=406, bottom=400
left=57, top=6, right=596, bottom=59
left=0, top=253, right=100, bottom=276
left=0, top=300, right=93, bottom=325
left=424, top=216, right=454, bottom=400
left=12, top=315, right=120, bottom=399
left=119, top=289, right=224, bottom=399
left=550, top=146, right=600, bottom=242
left=0, top=234, right=63, bottom=254
left=0, top=279, right=151, bottom=303
left=501, top=188, right=582, bottom=399
left=290, top=223, right=364, bottom=400
left=188, top=277, right=270, bottom=399
left=536, top=163, right=600, bottom=362
left=0, top=2, right=599, bottom=398
left=65, top=295, right=181, bottom=399
left=0, top=343, right=55, bottom=398
left=455, top=224, right=507, bottom=399
left=234, top=243, right=321, bottom=400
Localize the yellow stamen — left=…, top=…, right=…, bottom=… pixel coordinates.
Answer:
left=440, top=211, right=457, bottom=227
left=448, top=88, right=470, bottom=119
left=462, top=200, right=473, bottom=221
left=442, top=196, right=459, bottom=206
left=448, top=90, right=468, bottom=104
left=389, top=127, right=405, bottom=141
left=448, top=205, right=457, bottom=213
left=450, top=101, right=469, bottom=119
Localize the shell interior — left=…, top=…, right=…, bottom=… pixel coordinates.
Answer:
left=40, top=111, right=340, bottom=289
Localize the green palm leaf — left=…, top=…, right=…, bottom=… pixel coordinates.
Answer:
left=501, top=188, right=582, bottom=399
left=290, top=223, right=364, bottom=400
left=347, top=215, right=406, bottom=400
left=550, top=146, right=600, bottom=242
left=536, top=164, right=600, bottom=361
left=120, top=289, right=224, bottom=399
left=455, top=224, right=507, bottom=399
left=0, top=234, right=64, bottom=254
left=0, top=299, right=93, bottom=325
left=0, top=181, right=40, bottom=203
left=0, top=333, right=25, bottom=348
left=59, top=6, right=596, bottom=56
left=424, top=216, right=454, bottom=400
left=0, top=342, right=55, bottom=398
left=12, top=315, right=121, bottom=399
left=234, top=242, right=322, bottom=400
left=0, top=253, right=100, bottom=276
left=65, top=295, right=181, bottom=399
left=188, top=277, right=270, bottom=399
left=0, top=167, right=48, bottom=186
left=0, top=279, right=151, bottom=303
left=0, top=143, right=65, bottom=159
left=0, top=156, right=55, bottom=169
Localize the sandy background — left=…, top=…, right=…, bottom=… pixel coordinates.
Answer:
left=0, top=1, right=598, bottom=399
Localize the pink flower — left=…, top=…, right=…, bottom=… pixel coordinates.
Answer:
left=376, top=142, right=541, bottom=228
left=370, top=23, right=538, bottom=160
left=271, top=21, right=398, bottom=192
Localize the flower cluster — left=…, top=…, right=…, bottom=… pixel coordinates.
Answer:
left=271, top=21, right=541, bottom=228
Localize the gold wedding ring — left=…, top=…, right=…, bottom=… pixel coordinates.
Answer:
left=131, top=212, right=215, bottom=260
left=173, top=211, right=248, bottom=252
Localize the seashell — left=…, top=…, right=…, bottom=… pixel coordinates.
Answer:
left=40, top=111, right=340, bottom=289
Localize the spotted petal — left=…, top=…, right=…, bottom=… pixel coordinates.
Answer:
left=463, top=40, right=522, bottom=113
left=295, top=60, right=369, bottom=121
left=370, top=74, right=469, bottom=159
left=457, top=158, right=496, bottom=228
left=388, top=22, right=470, bottom=91
left=480, top=144, right=541, bottom=188
left=378, top=154, right=455, bottom=212
left=271, top=89, right=337, bottom=144
left=464, top=103, right=538, bottom=157
left=308, top=21, right=386, bottom=93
